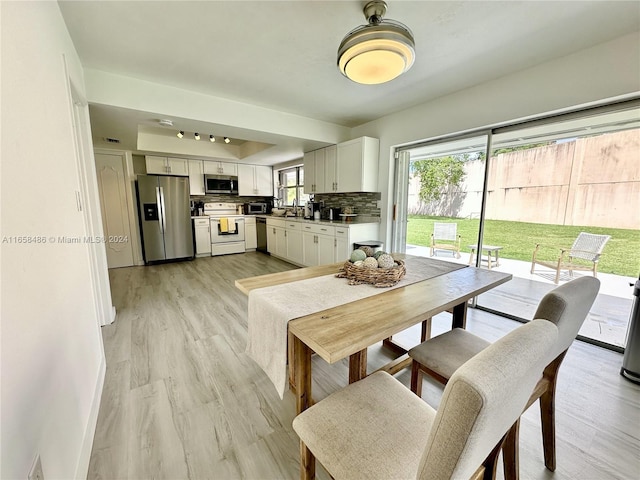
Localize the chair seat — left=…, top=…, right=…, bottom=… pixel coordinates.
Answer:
left=292, top=371, right=436, bottom=480
left=409, top=328, right=491, bottom=382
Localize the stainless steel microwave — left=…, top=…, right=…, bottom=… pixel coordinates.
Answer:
left=246, top=202, right=268, bottom=214
left=205, top=174, right=238, bottom=195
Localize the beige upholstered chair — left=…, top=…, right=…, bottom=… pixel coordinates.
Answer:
left=530, top=232, right=610, bottom=284
left=430, top=222, right=461, bottom=258
left=409, top=276, right=600, bottom=479
left=293, top=320, right=558, bottom=480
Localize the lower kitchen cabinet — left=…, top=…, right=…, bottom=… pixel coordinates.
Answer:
left=285, top=221, right=303, bottom=265
left=193, top=218, right=211, bottom=257
left=245, top=216, right=257, bottom=250
left=267, top=218, right=287, bottom=258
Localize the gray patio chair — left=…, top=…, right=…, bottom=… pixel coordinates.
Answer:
left=429, top=222, right=461, bottom=258
left=530, top=232, right=611, bottom=284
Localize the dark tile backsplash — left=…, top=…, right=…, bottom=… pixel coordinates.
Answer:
left=313, top=192, right=381, bottom=217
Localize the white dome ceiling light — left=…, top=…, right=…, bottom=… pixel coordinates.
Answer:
left=337, top=1, right=415, bottom=85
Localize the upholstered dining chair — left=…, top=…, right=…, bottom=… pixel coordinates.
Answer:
left=408, top=276, right=600, bottom=479
left=292, top=320, right=558, bottom=480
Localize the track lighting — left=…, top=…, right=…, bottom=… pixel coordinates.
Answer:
left=194, top=133, right=200, bottom=140
left=177, top=131, right=184, bottom=138
left=209, top=135, right=216, bottom=142
left=224, top=137, right=231, bottom=144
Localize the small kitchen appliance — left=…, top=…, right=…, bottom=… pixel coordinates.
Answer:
left=204, top=174, right=238, bottom=195
left=246, top=202, right=268, bottom=214
left=305, top=202, right=321, bottom=219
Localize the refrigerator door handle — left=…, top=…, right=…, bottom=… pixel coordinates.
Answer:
left=156, top=186, right=165, bottom=234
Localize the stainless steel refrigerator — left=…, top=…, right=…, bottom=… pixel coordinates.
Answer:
left=137, top=175, right=194, bottom=263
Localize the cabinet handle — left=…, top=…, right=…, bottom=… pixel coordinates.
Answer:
left=285, top=231, right=287, bottom=237
left=334, top=238, right=337, bottom=247
left=320, top=228, right=327, bottom=231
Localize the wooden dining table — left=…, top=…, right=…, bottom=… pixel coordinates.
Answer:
left=236, top=255, right=512, bottom=479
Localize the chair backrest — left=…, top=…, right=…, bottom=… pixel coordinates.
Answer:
left=533, top=276, right=600, bottom=363
left=570, top=232, right=611, bottom=261
left=433, top=223, right=457, bottom=241
left=416, top=320, right=558, bottom=479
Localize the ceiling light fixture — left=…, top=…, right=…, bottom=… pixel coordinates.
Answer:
left=337, top=0, right=415, bottom=85
left=224, top=137, right=231, bottom=144
left=159, top=119, right=173, bottom=127
left=177, top=130, right=184, bottom=138
left=194, top=133, right=200, bottom=140
left=209, top=135, right=216, bottom=142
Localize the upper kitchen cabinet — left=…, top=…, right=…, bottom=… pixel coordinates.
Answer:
left=203, top=160, right=237, bottom=176
left=238, top=164, right=273, bottom=196
left=322, top=145, right=337, bottom=193
left=303, top=148, right=326, bottom=194
left=335, top=136, right=379, bottom=192
left=145, top=155, right=189, bottom=176
left=188, top=159, right=205, bottom=195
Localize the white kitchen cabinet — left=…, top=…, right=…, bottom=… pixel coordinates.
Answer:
left=335, top=136, right=379, bottom=192
left=303, top=148, right=326, bottom=194
left=203, top=160, right=237, bottom=176
left=193, top=218, right=211, bottom=257
left=238, top=164, right=273, bottom=196
left=145, top=155, right=189, bottom=176
left=301, top=223, right=335, bottom=266
left=266, top=218, right=287, bottom=258
left=285, top=221, right=303, bottom=265
left=188, top=159, right=205, bottom=195
left=323, top=145, right=338, bottom=192
left=334, top=226, right=350, bottom=262
left=245, top=216, right=257, bottom=250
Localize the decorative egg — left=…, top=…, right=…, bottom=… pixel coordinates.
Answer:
left=350, top=249, right=367, bottom=263
left=363, top=257, right=378, bottom=268
left=373, top=250, right=387, bottom=260
left=377, top=253, right=396, bottom=269
left=353, top=260, right=364, bottom=267
left=358, top=245, right=374, bottom=257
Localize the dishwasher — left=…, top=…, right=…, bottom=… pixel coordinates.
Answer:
left=256, top=217, right=268, bottom=253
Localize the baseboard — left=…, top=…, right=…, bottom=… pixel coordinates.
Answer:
left=74, top=355, right=106, bottom=479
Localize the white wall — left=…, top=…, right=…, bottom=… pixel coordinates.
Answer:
left=351, top=32, right=640, bottom=249
left=1, top=2, right=107, bottom=479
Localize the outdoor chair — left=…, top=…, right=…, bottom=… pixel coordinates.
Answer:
left=292, top=320, right=557, bottom=480
left=530, top=232, right=611, bottom=284
left=408, top=276, right=600, bottom=480
left=430, top=222, right=461, bottom=258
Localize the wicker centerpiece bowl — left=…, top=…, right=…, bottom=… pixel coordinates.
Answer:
left=336, top=249, right=406, bottom=287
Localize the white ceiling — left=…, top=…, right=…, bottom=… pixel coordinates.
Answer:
left=58, top=0, right=640, bottom=163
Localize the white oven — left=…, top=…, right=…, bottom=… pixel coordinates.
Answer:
left=204, top=203, right=246, bottom=256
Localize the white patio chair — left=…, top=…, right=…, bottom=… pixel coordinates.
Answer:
left=531, top=232, right=611, bottom=284
left=429, top=222, right=461, bottom=258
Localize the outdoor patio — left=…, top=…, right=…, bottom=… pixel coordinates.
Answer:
left=406, top=244, right=636, bottom=348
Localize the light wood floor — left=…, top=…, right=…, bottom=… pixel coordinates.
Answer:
left=88, top=252, right=640, bottom=480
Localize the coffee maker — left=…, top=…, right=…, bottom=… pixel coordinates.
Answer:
left=305, top=202, right=321, bottom=219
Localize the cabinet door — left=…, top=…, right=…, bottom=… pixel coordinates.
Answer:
left=313, top=148, right=326, bottom=193
left=267, top=225, right=277, bottom=253
left=324, top=145, right=337, bottom=192
left=220, top=162, right=237, bottom=176
left=303, top=151, right=316, bottom=194
left=167, top=157, right=189, bottom=176
left=237, top=164, right=255, bottom=196
left=194, top=222, right=211, bottom=256
left=255, top=165, right=273, bottom=196
left=302, top=231, right=318, bottom=266
left=336, top=141, right=362, bottom=192
left=286, top=228, right=303, bottom=264
left=203, top=161, right=220, bottom=175
left=245, top=223, right=257, bottom=250
left=145, top=155, right=168, bottom=174
left=275, top=227, right=287, bottom=258
left=188, top=159, right=205, bottom=195
left=334, top=231, right=350, bottom=262
left=317, top=234, right=335, bottom=266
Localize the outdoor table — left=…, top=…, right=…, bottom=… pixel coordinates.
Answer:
left=468, top=244, right=503, bottom=270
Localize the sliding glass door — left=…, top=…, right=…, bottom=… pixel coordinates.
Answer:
left=394, top=101, right=640, bottom=349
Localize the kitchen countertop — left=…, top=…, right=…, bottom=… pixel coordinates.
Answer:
left=253, top=214, right=380, bottom=226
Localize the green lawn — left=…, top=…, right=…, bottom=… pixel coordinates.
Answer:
left=407, top=215, right=640, bottom=277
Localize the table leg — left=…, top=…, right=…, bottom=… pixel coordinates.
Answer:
left=349, top=349, right=367, bottom=384
left=468, top=248, right=476, bottom=266
left=452, top=301, right=468, bottom=329
left=294, top=336, right=315, bottom=479
left=495, top=249, right=501, bottom=267
left=487, top=250, right=493, bottom=270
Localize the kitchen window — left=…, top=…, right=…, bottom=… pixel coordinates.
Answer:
left=278, top=166, right=309, bottom=206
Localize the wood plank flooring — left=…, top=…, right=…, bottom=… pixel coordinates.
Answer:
left=88, top=252, right=640, bottom=480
